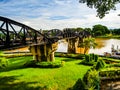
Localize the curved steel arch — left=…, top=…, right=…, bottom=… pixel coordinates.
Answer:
left=0, top=16, right=91, bottom=49
left=0, top=16, right=52, bottom=49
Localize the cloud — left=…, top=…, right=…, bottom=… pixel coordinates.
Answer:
left=49, top=16, right=71, bottom=20
left=0, top=0, right=120, bottom=30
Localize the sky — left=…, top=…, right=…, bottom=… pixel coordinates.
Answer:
left=0, top=0, right=120, bottom=30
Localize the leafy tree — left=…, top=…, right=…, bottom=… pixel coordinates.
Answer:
left=79, top=0, right=120, bottom=18
left=76, top=27, right=84, bottom=31
left=92, top=24, right=109, bottom=36
left=103, top=25, right=110, bottom=34
left=79, top=38, right=97, bottom=54
left=84, top=28, right=92, bottom=35
left=111, top=28, right=120, bottom=35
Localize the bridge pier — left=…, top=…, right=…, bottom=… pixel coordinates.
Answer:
left=29, top=42, right=58, bottom=62
left=67, top=37, right=79, bottom=54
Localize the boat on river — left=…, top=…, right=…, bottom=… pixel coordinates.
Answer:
left=104, top=45, right=120, bottom=58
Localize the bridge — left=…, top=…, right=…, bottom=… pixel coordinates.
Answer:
left=0, top=16, right=90, bottom=61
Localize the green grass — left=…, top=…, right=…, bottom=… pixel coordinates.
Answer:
left=0, top=56, right=91, bottom=90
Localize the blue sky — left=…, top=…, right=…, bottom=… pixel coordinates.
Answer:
left=0, top=0, right=120, bottom=30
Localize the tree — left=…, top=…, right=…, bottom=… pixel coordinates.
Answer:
left=76, top=27, right=84, bottom=31
left=92, top=24, right=109, bottom=36
left=84, top=28, right=92, bottom=35
left=111, top=28, right=120, bottom=35
left=79, top=0, right=120, bottom=18
left=103, top=25, right=110, bottom=34
left=79, top=38, right=97, bottom=54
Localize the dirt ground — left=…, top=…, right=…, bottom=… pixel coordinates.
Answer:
left=100, top=80, right=120, bottom=90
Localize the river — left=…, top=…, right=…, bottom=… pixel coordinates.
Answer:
left=57, top=38, right=120, bottom=55
left=6, top=38, right=120, bottom=55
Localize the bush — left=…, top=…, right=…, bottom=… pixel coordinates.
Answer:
left=109, top=63, right=120, bottom=67
left=90, top=53, right=94, bottom=61
left=80, top=60, right=94, bottom=66
left=37, top=61, right=63, bottom=68
left=85, top=54, right=90, bottom=62
left=83, top=69, right=99, bottom=90
left=99, top=70, right=120, bottom=77
left=24, top=61, right=63, bottom=68
left=94, top=55, right=98, bottom=62
left=83, top=70, right=90, bottom=85
left=55, top=53, right=85, bottom=59
left=75, top=54, right=85, bottom=59
left=94, top=59, right=106, bottom=70
left=80, top=54, right=99, bottom=66
left=72, top=79, right=85, bottom=90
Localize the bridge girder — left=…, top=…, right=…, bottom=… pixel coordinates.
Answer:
left=0, top=16, right=52, bottom=49
left=0, top=16, right=90, bottom=50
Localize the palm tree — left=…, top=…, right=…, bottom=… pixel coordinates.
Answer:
left=79, top=38, right=97, bottom=54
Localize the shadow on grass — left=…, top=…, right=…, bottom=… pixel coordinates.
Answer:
left=0, top=75, right=47, bottom=90
left=62, top=58, right=81, bottom=62
left=0, top=65, right=26, bottom=73
left=0, top=60, right=61, bottom=72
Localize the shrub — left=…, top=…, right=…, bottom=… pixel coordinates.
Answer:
left=83, top=69, right=99, bottom=90
left=90, top=53, right=94, bottom=61
left=37, top=61, right=63, bottom=68
left=83, top=70, right=90, bottom=85
left=24, top=61, right=63, bottom=68
left=109, top=63, right=120, bottom=67
left=100, top=59, right=106, bottom=67
left=72, top=79, right=85, bottom=90
left=94, top=59, right=106, bottom=70
left=99, top=70, right=120, bottom=77
left=76, top=54, right=85, bottom=59
left=94, top=54, right=98, bottom=62
left=80, top=60, right=94, bottom=66
left=85, top=54, right=90, bottom=62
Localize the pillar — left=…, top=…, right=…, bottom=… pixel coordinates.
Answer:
left=29, top=42, right=58, bottom=62
left=67, top=37, right=79, bottom=53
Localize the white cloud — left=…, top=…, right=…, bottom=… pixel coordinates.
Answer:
left=0, top=0, right=120, bottom=30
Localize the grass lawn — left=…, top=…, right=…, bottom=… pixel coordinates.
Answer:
left=0, top=56, right=91, bottom=90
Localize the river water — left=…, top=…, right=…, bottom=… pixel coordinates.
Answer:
left=6, top=38, right=120, bottom=55
left=57, top=38, right=120, bottom=55
left=89, top=38, right=120, bottom=55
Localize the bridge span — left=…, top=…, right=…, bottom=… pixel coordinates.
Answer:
left=0, top=16, right=90, bottom=49
left=0, top=16, right=90, bottom=62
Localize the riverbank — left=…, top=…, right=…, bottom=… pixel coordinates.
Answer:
left=96, top=35, right=120, bottom=39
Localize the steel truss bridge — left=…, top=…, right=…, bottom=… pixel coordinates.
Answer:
left=0, top=16, right=90, bottom=49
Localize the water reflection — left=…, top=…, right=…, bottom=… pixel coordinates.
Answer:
left=89, top=38, right=120, bottom=55
left=6, top=38, right=120, bottom=55
left=56, top=40, right=68, bottom=52
left=56, top=38, right=120, bottom=55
